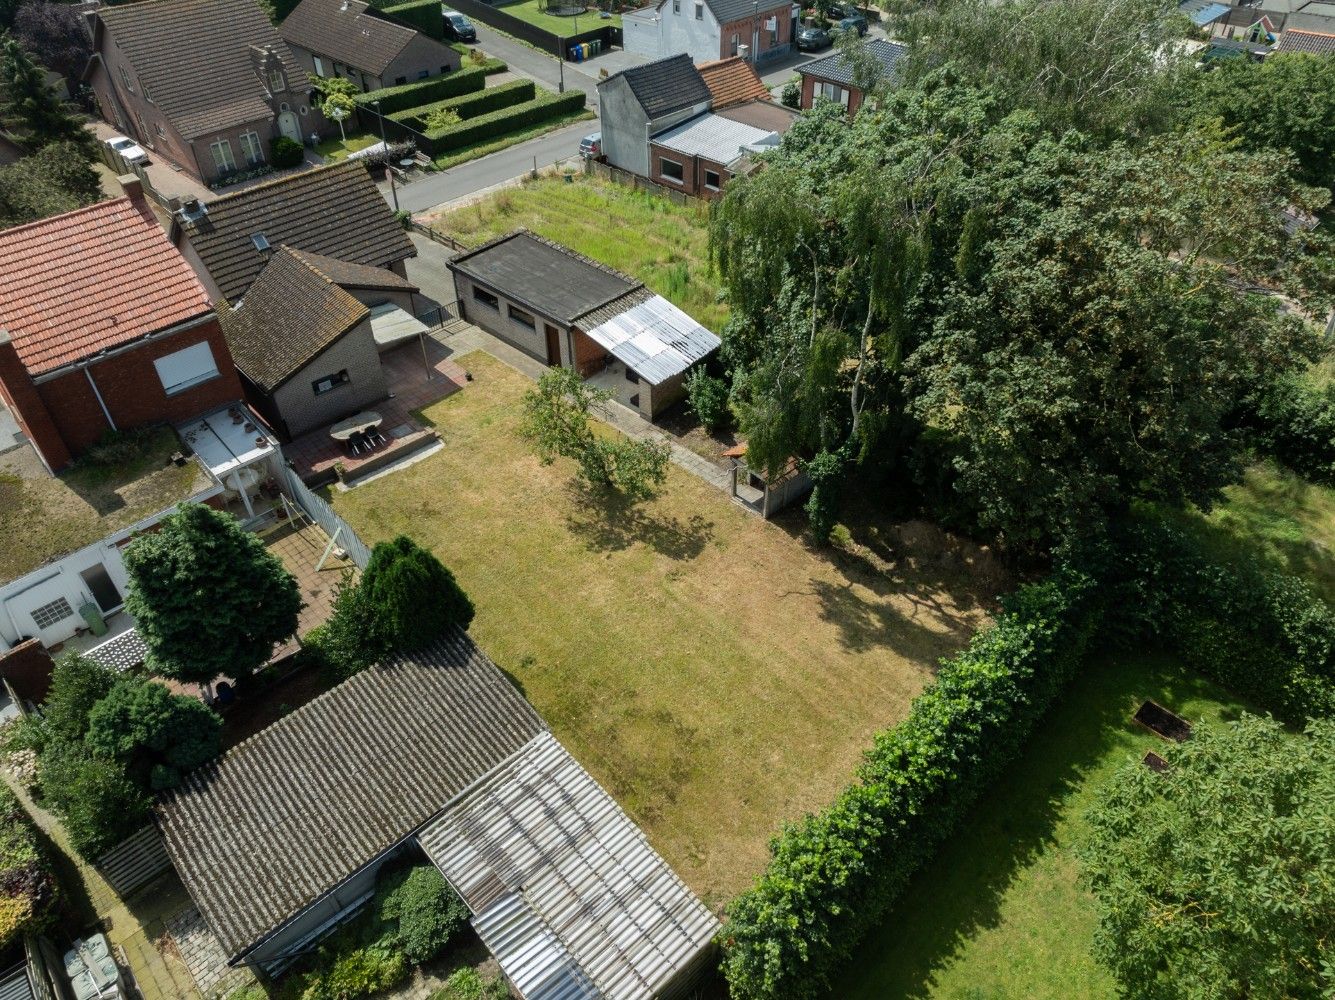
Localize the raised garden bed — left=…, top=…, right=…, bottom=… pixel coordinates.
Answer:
left=1133, top=699, right=1192, bottom=742
left=1142, top=750, right=1169, bottom=772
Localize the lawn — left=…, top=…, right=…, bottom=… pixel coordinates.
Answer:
left=494, top=0, right=621, bottom=34
left=429, top=105, right=594, bottom=170
left=837, top=652, right=1252, bottom=1000
left=424, top=174, right=727, bottom=333
left=329, top=352, right=995, bottom=904
left=0, top=427, right=210, bottom=582
left=313, top=131, right=380, bottom=162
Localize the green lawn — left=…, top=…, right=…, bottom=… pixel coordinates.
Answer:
left=837, top=652, right=1251, bottom=1000
left=425, top=174, right=727, bottom=333
left=313, top=131, right=380, bottom=162
left=329, top=352, right=994, bottom=905
left=494, top=0, right=621, bottom=34
left=429, top=105, right=594, bottom=170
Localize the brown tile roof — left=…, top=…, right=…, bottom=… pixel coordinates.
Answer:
left=157, top=632, right=546, bottom=961
left=94, top=0, right=308, bottom=141
left=0, top=198, right=212, bottom=376
left=176, top=161, right=416, bottom=303
left=280, top=0, right=421, bottom=76
left=717, top=98, right=799, bottom=134
left=697, top=57, right=771, bottom=108
left=219, top=247, right=369, bottom=392
left=288, top=248, right=419, bottom=293
left=1276, top=27, right=1335, bottom=52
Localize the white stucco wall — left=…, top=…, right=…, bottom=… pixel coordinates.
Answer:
left=622, top=0, right=723, bottom=61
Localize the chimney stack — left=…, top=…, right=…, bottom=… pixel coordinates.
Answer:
left=117, top=173, right=143, bottom=202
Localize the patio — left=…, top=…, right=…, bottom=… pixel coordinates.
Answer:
left=284, top=339, right=469, bottom=485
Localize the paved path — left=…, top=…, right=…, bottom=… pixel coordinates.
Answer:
left=469, top=25, right=599, bottom=102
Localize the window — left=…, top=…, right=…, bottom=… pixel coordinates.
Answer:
left=30, top=597, right=74, bottom=630
left=819, top=81, right=850, bottom=106
left=251, top=232, right=270, bottom=251
left=154, top=341, right=220, bottom=395
left=210, top=138, right=235, bottom=172
left=155, top=122, right=166, bottom=139
left=730, top=33, right=739, bottom=55
left=312, top=370, right=350, bottom=395
left=240, top=130, right=264, bottom=165
left=313, top=56, right=326, bottom=76
left=704, top=168, right=721, bottom=190
left=473, top=286, right=499, bottom=309
left=136, top=114, right=150, bottom=143
left=508, top=306, right=535, bottom=329
left=659, top=156, right=684, bottom=183
left=395, top=76, right=407, bottom=85
left=299, top=105, right=309, bottom=115
left=769, top=22, right=778, bottom=43
left=142, top=80, right=153, bottom=103
left=118, top=65, right=134, bottom=92
left=417, top=69, right=430, bottom=79
left=672, top=0, right=679, bottom=11
left=280, top=101, right=290, bottom=112
left=269, top=67, right=286, bottom=92
left=694, top=1, right=703, bottom=18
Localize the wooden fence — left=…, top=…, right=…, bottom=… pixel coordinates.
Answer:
left=94, top=824, right=172, bottom=897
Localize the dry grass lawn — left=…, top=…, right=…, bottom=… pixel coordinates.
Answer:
left=331, top=353, right=997, bottom=904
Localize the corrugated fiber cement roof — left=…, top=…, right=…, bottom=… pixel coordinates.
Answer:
left=581, top=294, right=720, bottom=385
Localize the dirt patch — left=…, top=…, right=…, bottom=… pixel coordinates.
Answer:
left=1142, top=751, right=1169, bottom=773
left=654, top=403, right=743, bottom=465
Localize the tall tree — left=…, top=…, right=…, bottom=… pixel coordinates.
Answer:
left=0, top=33, right=95, bottom=153
left=11, top=2, right=91, bottom=84
left=0, top=140, right=101, bottom=227
left=84, top=677, right=222, bottom=790
left=124, top=504, right=302, bottom=683
left=1081, top=715, right=1335, bottom=999
left=359, top=536, right=474, bottom=651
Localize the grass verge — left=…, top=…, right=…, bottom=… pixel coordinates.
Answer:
left=837, top=652, right=1251, bottom=1000
left=313, top=132, right=380, bottom=162
left=329, top=351, right=993, bottom=903
left=429, top=106, right=593, bottom=169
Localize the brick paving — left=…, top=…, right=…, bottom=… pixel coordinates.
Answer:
left=166, top=905, right=255, bottom=998
left=284, top=339, right=467, bottom=483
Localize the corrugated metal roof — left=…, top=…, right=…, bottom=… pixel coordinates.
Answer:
left=419, top=733, right=720, bottom=1000
left=1179, top=0, right=1231, bottom=25
left=579, top=295, right=720, bottom=385
left=157, top=632, right=545, bottom=960
left=652, top=112, right=777, bottom=165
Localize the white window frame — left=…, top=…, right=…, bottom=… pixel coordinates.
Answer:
left=313, top=55, right=326, bottom=76
left=269, top=67, right=286, bottom=92
left=209, top=138, right=236, bottom=173
left=118, top=65, right=134, bottom=92
left=673, top=0, right=680, bottom=11
left=659, top=156, right=684, bottom=184
left=240, top=130, right=264, bottom=165
left=153, top=341, right=220, bottom=395
left=694, top=1, right=703, bottom=18
left=704, top=168, right=722, bottom=190
left=312, top=370, right=350, bottom=395
left=819, top=81, right=850, bottom=106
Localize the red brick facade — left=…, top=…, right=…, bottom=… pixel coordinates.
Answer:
left=799, top=72, right=865, bottom=114
left=716, top=6, right=792, bottom=61
left=648, top=143, right=732, bottom=199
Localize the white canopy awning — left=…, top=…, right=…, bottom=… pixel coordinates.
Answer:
left=582, top=295, right=719, bottom=385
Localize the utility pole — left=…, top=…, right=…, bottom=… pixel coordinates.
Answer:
left=558, top=37, right=565, bottom=92
left=373, top=99, right=399, bottom=213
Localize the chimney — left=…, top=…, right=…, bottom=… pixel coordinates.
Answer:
left=117, top=173, right=143, bottom=202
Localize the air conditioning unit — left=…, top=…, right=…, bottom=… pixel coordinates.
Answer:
left=738, top=42, right=750, bottom=57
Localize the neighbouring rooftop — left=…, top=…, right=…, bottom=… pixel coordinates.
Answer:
left=608, top=53, right=711, bottom=118
left=177, top=404, right=279, bottom=480
left=652, top=111, right=781, bottom=166
left=280, top=0, right=422, bottom=75
left=798, top=37, right=908, bottom=89
left=696, top=56, right=771, bottom=108
left=1276, top=26, right=1335, bottom=51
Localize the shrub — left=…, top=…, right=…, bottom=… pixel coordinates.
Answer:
left=282, top=928, right=409, bottom=1000
left=37, top=744, right=150, bottom=858
left=84, top=677, right=223, bottom=790
left=378, top=0, right=446, bottom=38
left=38, top=652, right=116, bottom=747
left=356, top=68, right=486, bottom=114
left=302, top=572, right=381, bottom=682
left=390, top=79, right=535, bottom=128
left=684, top=369, right=731, bottom=431
left=781, top=80, right=800, bottom=108
left=271, top=135, right=305, bottom=168
left=0, top=785, right=57, bottom=951
left=360, top=536, right=475, bottom=650
left=801, top=449, right=844, bottom=543
left=376, top=865, right=469, bottom=964
left=422, top=107, right=462, bottom=131
left=722, top=566, right=1102, bottom=999
left=417, top=90, right=586, bottom=155
left=1244, top=374, right=1335, bottom=485
left=429, top=969, right=509, bottom=1000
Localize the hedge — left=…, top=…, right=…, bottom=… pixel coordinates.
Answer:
left=722, top=567, right=1104, bottom=999
left=0, top=785, right=57, bottom=952
left=389, top=79, right=535, bottom=128
left=418, top=89, right=586, bottom=154
left=378, top=0, right=444, bottom=38
left=1242, top=374, right=1335, bottom=486
left=354, top=67, right=486, bottom=114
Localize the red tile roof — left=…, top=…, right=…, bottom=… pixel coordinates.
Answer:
left=0, top=198, right=211, bottom=376
left=697, top=57, right=772, bottom=108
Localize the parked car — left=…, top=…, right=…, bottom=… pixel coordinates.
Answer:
left=579, top=132, right=601, bottom=158
left=105, top=135, right=149, bottom=165
left=441, top=8, right=477, bottom=42
left=835, top=6, right=868, bottom=34
left=796, top=24, right=833, bottom=50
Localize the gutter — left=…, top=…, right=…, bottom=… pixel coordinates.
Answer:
left=30, top=312, right=216, bottom=385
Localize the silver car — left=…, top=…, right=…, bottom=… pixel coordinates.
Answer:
left=106, top=135, right=150, bottom=165
left=579, top=132, right=601, bottom=158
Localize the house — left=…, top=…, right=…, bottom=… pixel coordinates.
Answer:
left=1218, top=0, right=1335, bottom=33
left=0, top=180, right=244, bottom=473
left=84, top=0, right=324, bottom=186
left=697, top=55, right=773, bottom=108
left=449, top=230, right=720, bottom=420
left=169, top=161, right=417, bottom=304
left=622, top=0, right=794, bottom=65
left=156, top=633, right=720, bottom=997
left=648, top=101, right=795, bottom=196
left=798, top=38, right=906, bottom=113
left=217, top=246, right=426, bottom=439
left=597, top=54, right=712, bottom=176
left=1276, top=25, right=1335, bottom=49
left=280, top=0, right=460, bottom=93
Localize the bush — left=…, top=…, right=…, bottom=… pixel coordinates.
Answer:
left=271, top=136, right=305, bottom=168
left=356, top=68, right=486, bottom=114
left=376, top=865, right=469, bottom=964
left=0, top=785, right=57, bottom=951
left=281, top=927, right=409, bottom=1000
left=360, top=536, right=475, bottom=650
left=423, top=107, right=462, bottom=131
left=37, top=744, right=150, bottom=858
left=684, top=369, right=731, bottom=431
left=377, top=0, right=446, bottom=38
left=781, top=80, right=800, bottom=108
left=801, top=449, right=844, bottom=543
left=722, top=566, right=1102, bottom=999
left=84, top=677, right=223, bottom=790
left=390, top=79, right=535, bottom=128
left=1244, top=374, right=1335, bottom=485
left=302, top=572, right=381, bottom=682
left=429, top=969, right=509, bottom=1000
left=38, top=652, right=116, bottom=747
left=417, top=90, right=586, bottom=155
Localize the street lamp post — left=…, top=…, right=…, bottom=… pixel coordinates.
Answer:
left=373, top=99, right=399, bottom=213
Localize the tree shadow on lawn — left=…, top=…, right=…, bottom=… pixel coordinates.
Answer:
left=561, top=480, right=715, bottom=560
left=836, top=655, right=1232, bottom=999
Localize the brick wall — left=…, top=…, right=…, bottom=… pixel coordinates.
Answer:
left=800, top=72, right=863, bottom=114
left=0, top=333, right=72, bottom=470
left=0, top=640, right=54, bottom=704
left=718, top=3, right=792, bottom=60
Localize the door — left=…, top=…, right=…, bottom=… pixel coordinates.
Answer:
left=544, top=325, right=562, bottom=366
left=278, top=111, right=301, bottom=143
left=9, top=574, right=80, bottom=646
left=80, top=564, right=122, bottom=615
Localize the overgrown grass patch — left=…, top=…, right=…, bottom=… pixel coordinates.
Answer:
left=837, top=653, right=1250, bottom=1000
left=493, top=0, right=621, bottom=32
left=328, top=352, right=993, bottom=903
left=426, top=175, right=726, bottom=332
left=313, top=132, right=380, bottom=162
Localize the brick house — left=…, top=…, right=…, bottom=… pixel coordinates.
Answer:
left=84, top=0, right=325, bottom=186
left=0, top=181, right=244, bottom=472
left=697, top=55, right=773, bottom=108
left=648, top=99, right=794, bottom=197
left=280, top=0, right=460, bottom=93
left=623, top=0, right=795, bottom=65
left=798, top=37, right=906, bottom=114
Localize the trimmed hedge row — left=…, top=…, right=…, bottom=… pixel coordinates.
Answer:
left=419, top=89, right=586, bottom=154
left=354, top=67, right=486, bottom=114
left=389, top=78, right=535, bottom=128
left=722, top=568, right=1104, bottom=999
left=378, top=0, right=444, bottom=38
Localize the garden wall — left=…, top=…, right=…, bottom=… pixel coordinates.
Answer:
left=440, top=0, right=621, bottom=57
